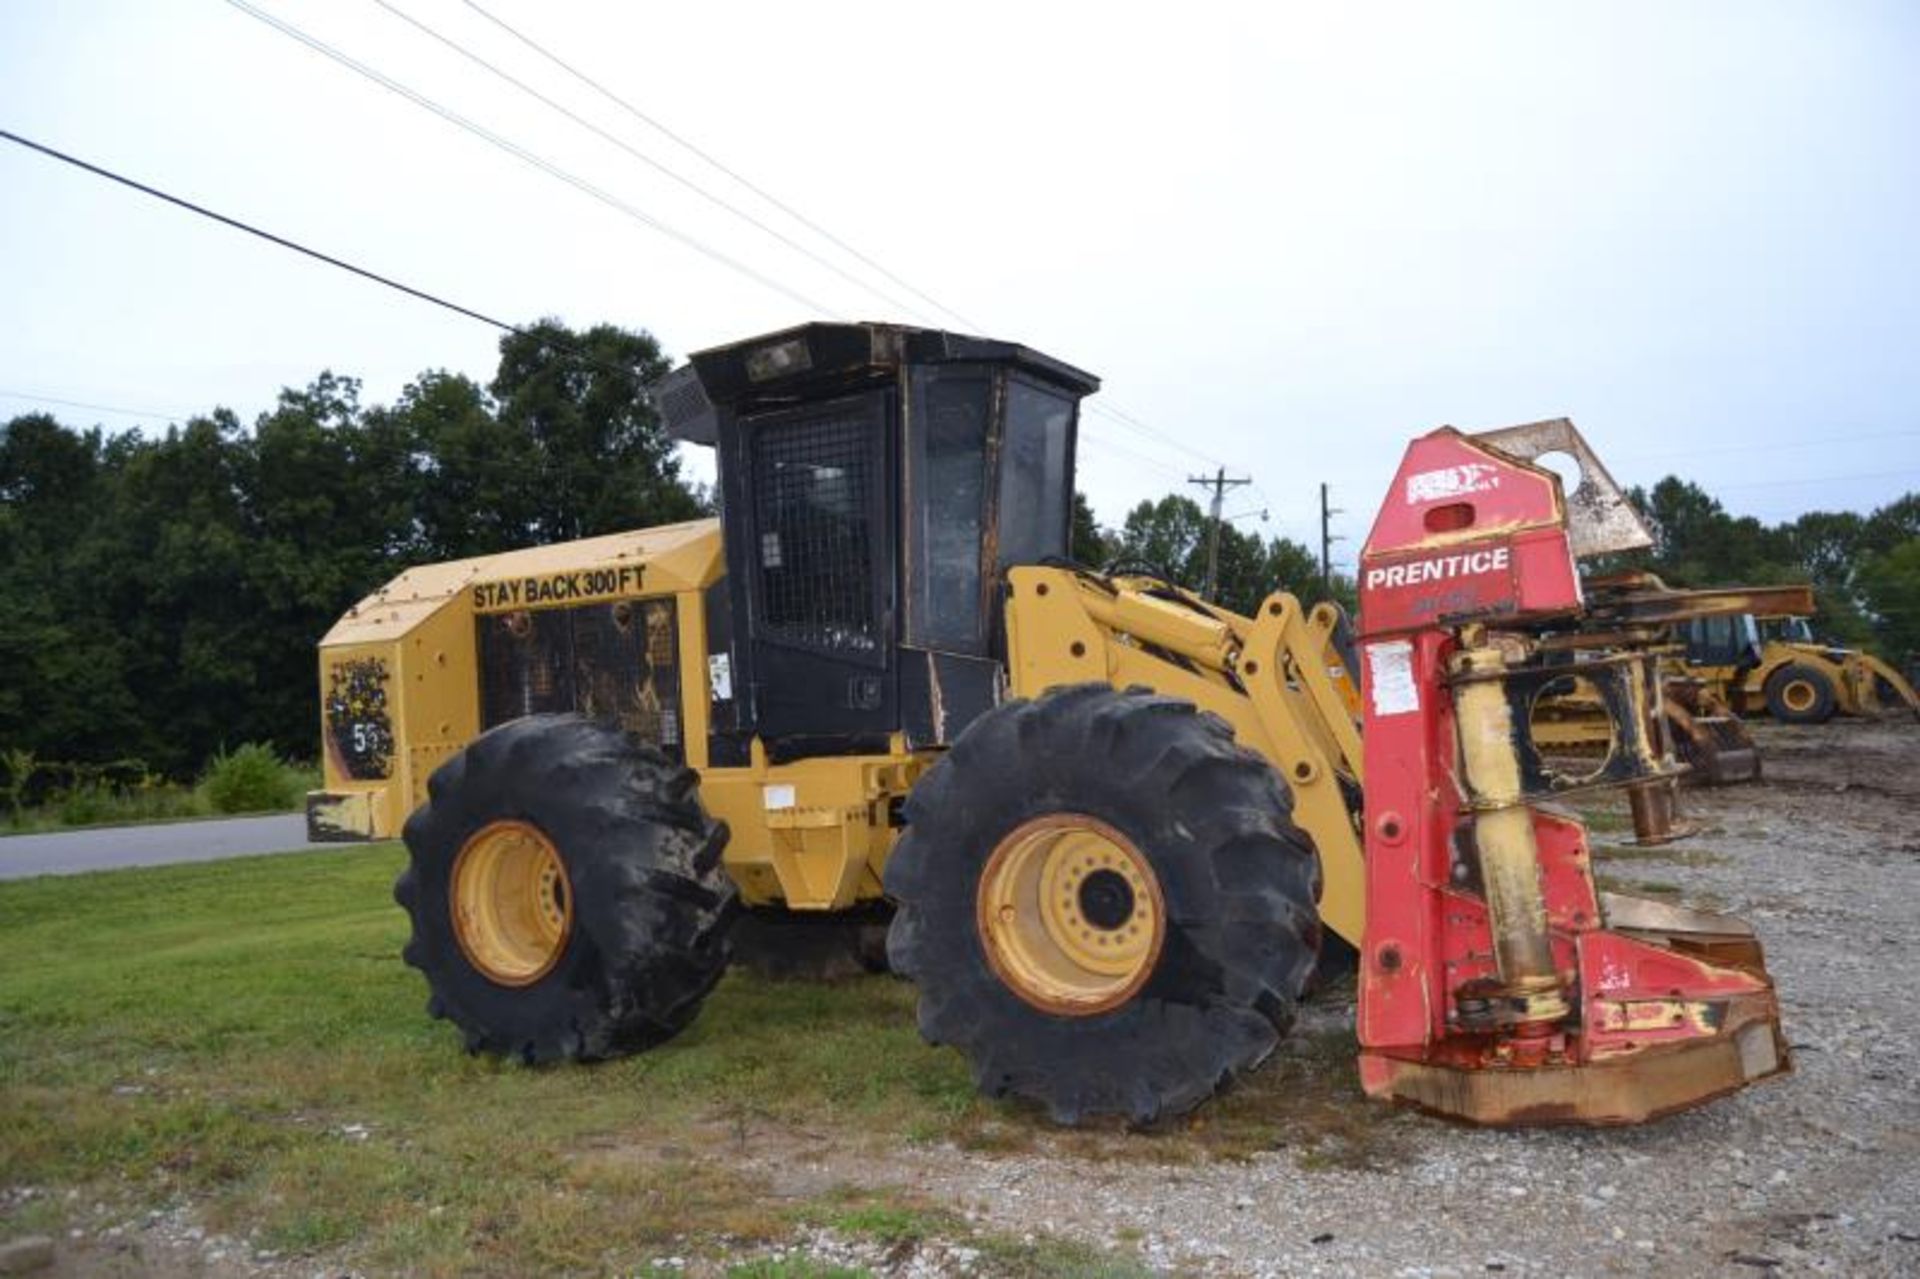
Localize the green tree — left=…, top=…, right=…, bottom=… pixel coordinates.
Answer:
left=1069, top=491, right=1110, bottom=567
left=385, top=370, right=530, bottom=560
left=1863, top=494, right=1920, bottom=554
left=1858, top=539, right=1920, bottom=667
left=488, top=320, right=701, bottom=544
left=0, top=414, right=143, bottom=764
left=1109, top=493, right=1340, bottom=616
left=1113, top=494, right=1208, bottom=580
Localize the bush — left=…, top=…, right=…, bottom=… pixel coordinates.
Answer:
left=56, top=783, right=120, bottom=827
left=198, top=743, right=306, bottom=815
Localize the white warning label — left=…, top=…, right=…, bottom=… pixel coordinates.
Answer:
left=1366, top=641, right=1420, bottom=717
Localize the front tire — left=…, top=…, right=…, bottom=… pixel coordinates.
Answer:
left=885, top=685, right=1322, bottom=1124
left=1764, top=663, right=1837, bottom=724
left=396, top=715, right=736, bottom=1063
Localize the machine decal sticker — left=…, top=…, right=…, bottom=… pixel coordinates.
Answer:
left=471, top=565, right=646, bottom=612
left=325, top=657, right=394, bottom=780
left=1366, top=641, right=1419, bottom=717
left=1405, top=462, right=1502, bottom=504
left=1364, top=546, right=1511, bottom=590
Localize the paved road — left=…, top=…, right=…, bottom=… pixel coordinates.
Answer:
left=0, top=814, right=337, bottom=880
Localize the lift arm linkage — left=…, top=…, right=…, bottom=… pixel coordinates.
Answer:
left=1003, top=566, right=1368, bottom=945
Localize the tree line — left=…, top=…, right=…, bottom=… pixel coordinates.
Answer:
left=1070, top=493, right=1353, bottom=618
left=3, top=319, right=1914, bottom=779
left=0, top=321, right=700, bottom=778
left=1617, top=477, right=1919, bottom=657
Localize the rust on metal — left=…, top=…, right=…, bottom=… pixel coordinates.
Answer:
left=1582, top=572, right=1817, bottom=627
left=1469, top=419, right=1654, bottom=559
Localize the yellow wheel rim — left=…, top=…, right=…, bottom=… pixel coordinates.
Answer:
left=451, top=820, right=572, bottom=987
left=976, top=814, right=1165, bottom=1017
left=1782, top=679, right=1817, bottom=712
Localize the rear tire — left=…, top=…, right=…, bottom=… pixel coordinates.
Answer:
left=885, top=685, right=1322, bottom=1124
left=396, top=715, right=736, bottom=1063
left=1764, top=664, right=1836, bottom=724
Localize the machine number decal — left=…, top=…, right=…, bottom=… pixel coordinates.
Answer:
left=325, top=657, right=394, bottom=780
left=1366, top=641, right=1419, bottom=717
left=708, top=653, right=733, bottom=702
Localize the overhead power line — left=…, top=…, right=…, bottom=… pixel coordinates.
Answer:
left=451, top=0, right=1227, bottom=475
left=1089, top=401, right=1224, bottom=468
left=0, top=388, right=191, bottom=423
left=460, top=0, right=985, bottom=333
left=0, top=128, right=1211, bottom=489
left=370, top=0, right=933, bottom=325
left=0, top=127, right=639, bottom=382
left=224, top=0, right=835, bottom=316
left=1079, top=431, right=1191, bottom=483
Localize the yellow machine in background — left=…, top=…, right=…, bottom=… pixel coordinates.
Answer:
left=1678, top=603, right=1920, bottom=725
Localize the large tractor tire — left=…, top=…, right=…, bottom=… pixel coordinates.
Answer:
left=1764, top=663, right=1837, bottom=725
left=396, top=715, right=736, bottom=1064
left=885, top=684, right=1322, bottom=1125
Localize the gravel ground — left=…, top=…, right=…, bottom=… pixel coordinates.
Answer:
left=17, top=720, right=1919, bottom=1278
left=766, top=719, right=1920, bottom=1278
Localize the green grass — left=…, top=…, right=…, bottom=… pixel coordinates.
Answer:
left=0, top=847, right=1205, bottom=1274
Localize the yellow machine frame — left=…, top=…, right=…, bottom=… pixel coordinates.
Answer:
left=313, top=543, right=1365, bottom=941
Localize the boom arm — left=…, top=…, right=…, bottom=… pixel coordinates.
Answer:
left=1002, top=567, right=1369, bottom=944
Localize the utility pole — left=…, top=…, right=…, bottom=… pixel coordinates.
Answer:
left=1320, top=482, right=1343, bottom=590
left=1189, top=467, right=1252, bottom=602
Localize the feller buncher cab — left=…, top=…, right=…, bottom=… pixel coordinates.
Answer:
left=322, top=324, right=1788, bottom=1126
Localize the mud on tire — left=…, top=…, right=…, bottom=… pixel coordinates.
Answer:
left=396, top=714, right=736, bottom=1063
left=884, top=684, right=1323, bottom=1124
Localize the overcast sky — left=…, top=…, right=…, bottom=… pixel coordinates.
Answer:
left=3, top=1, right=1917, bottom=571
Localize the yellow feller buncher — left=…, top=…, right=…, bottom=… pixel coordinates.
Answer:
left=312, top=325, right=1787, bottom=1125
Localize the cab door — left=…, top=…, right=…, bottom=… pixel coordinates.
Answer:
left=731, top=388, right=898, bottom=747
